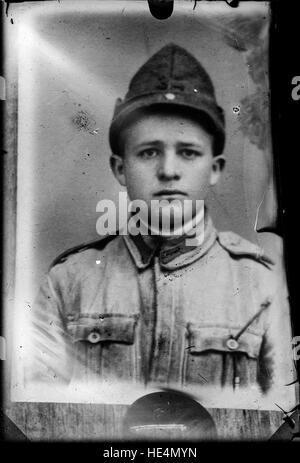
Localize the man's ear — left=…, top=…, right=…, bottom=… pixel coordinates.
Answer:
left=210, top=155, right=226, bottom=186
left=110, top=154, right=127, bottom=187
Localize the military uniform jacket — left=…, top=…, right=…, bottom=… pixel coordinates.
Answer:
left=30, top=217, right=292, bottom=393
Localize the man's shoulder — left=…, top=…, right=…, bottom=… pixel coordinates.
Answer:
left=49, top=234, right=121, bottom=270
left=216, top=230, right=275, bottom=269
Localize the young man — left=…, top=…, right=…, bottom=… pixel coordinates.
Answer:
left=29, top=44, right=293, bottom=398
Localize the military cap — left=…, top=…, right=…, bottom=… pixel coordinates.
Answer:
left=109, top=43, right=225, bottom=156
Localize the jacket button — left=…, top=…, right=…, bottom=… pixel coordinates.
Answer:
left=87, top=331, right=101, bottom=343
left=226, top=338, right=239, bottom=350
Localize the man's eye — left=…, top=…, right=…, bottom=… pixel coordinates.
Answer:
left=180, top=149, right=202, bottom=159
left=138, top=149, right=159, bottom=158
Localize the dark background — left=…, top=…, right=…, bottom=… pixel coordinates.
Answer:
left=270, top=0, right=300, bottom=384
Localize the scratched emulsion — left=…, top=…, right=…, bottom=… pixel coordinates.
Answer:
left=72, top=109, right=96, bottom=133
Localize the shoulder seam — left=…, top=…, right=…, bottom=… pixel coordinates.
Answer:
left=49, top=233, right=119, bottom=270
left=217, top=231, right=274, bottom=269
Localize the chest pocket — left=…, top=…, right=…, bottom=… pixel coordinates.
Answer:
left=184, top=324, right=264, bottom=387
left=186, top=324, right=262, bottom=358
left=66, top=313, right=139, bottom=345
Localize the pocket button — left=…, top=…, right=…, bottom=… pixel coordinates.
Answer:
left=88, top=331, right=101, bottom=343
left=226, top=338, right=239, bottom=350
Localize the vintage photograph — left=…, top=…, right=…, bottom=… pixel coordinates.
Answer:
left=4, top=0, right=297, bottom=434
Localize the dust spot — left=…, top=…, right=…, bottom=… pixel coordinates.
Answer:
left=72, top=110, right=96, bottom=133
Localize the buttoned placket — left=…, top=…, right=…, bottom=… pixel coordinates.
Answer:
left=146, top=256, right=186, bottom=385
left=123, top=217, right=220, bottom=386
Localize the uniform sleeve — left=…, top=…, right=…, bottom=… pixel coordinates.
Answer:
left=26, top=269, right=75, bottom=384
left=258, top=266, right=296, bottom=394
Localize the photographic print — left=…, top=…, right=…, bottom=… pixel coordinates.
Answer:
left=3, top=0, right=298, bottom=441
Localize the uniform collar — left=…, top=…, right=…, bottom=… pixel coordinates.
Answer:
left=123, top=214, right=217, bottom=270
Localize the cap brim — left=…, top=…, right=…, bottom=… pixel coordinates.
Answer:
left=109, top=92, right=225, bottom=155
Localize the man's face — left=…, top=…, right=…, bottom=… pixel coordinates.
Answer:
left=111, top=111, right=225, bottom=230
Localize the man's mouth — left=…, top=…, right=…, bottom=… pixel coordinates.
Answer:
left=153, top=190, right=187, bottom=199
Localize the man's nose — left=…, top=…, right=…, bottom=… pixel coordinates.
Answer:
left=157, top=151, right=181, bottom=181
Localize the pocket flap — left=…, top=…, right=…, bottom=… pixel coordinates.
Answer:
left=186, top=324, right=261, bottom=359
left=66, top=313, right=139, bottom=344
